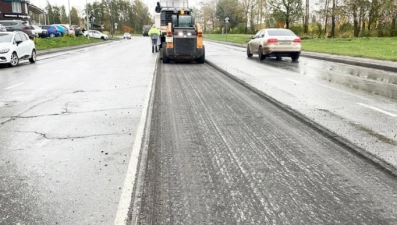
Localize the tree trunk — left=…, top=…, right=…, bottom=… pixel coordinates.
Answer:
left=390, top=16, right=397, bottom=37
left=304, top=0, right=309, bottom=33
left=324, top=0, right=329, bottom=37
left=331, top=0, right=335, bottom=37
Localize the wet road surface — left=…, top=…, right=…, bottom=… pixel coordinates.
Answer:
left=0, top=38, right=156, bottom=224
left=135, top=62, right=397, bottom=224
left=204, top=41, right=397, bottom=170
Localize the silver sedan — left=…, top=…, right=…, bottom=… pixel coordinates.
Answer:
left=247, top=28, right=302, bottom=62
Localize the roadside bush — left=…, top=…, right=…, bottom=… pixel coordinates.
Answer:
left=229, top=24, right=246, bottom=34
left=290, top=25, right=304, bottom=36
left=339, top=22, right=353, bottom=33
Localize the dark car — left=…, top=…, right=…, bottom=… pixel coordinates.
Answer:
left=39, top=25, right=61, bottom=37
left=0, top=20, right=37, bottom=38
left=31, top=25, right=48, bottom=38
left=142, top=25, right=151, bottom=36
left=71, top=25, right=82, bottom=36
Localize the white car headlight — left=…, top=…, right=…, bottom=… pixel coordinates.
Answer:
left=178, top=32, right=183, bottom=36
left=0, top=48, right=10, bottom=54
left=187, top=32, right=192, bottom=36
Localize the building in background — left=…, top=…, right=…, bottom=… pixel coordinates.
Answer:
left=0, top=0, right=44, bottom=22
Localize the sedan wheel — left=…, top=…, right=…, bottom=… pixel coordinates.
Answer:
left=29, top=50, right=37, bottom=63
left=247, top=45, right=253, bottom=58
left=50, top=33, right=55, bottom=38
left=9, top=52, right=19, bottom=67
left=291, top=53, right=300, bottom=62
left=258, top=46, right=266, bottom=61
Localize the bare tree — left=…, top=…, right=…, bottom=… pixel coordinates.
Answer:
left=239, top=0, right=258, bottom=33
left=268, top=0, right=303, bottom=29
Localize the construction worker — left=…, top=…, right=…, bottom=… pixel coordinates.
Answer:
left=148, top=25, right=160, bottom=53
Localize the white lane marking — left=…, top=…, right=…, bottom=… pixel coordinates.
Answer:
left=4, top=83, right=24, bottom=90
left=314, top=82, right=370, bottom=101
left=284, top=78, right=301, bottom=84
left=357, top=103, right=397, bottom=117
left=113, top=62, right=155, bottom=225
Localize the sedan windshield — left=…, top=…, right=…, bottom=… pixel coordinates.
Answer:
left=267, top=29, right=296, bottom=36
left=0, top=33, right=12, bottom=43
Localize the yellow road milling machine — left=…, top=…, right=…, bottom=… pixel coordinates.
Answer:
left=155, top=1, right=205, bottom=64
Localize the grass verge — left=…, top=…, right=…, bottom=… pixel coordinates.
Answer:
left=34, top=35, right=107, bottom=51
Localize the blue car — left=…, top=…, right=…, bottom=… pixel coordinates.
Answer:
left=52, top=24, right=67, bottom=36
left=40, top=25, right=61, bottom=37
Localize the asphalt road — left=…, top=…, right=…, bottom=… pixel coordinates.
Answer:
left=0, top=39, right=156, bottom=224
left=1, top=37, right=396, bottom=225
left=135, top=61, right=397, bottom=224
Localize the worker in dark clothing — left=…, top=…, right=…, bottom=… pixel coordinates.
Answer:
left=155, top=2, right=162, bottom=13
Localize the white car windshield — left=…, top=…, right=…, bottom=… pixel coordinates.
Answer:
left=267, top=29, right=296, bottom=36
left=0, top=33, right=12, bottom=43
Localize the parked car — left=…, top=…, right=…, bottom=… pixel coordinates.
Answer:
left=39, top=25, right=61, bottom=37
left=0, top=20, right=38, bottom=39
left=31, top=25, right=48, bottom=38
left=0, top=31, right=36, bottom=67
left=52, top=24, right=67, bottom=36
left=83, top=30, right=108, bottom=40
left=0, top=24, right=6, bottom=32
left=61, top=24, right=75, bottom=36
left=123, top=33, right=131, bottom=39
left=246, top=28, right=301, bottom=62
left=71, top=25, right=82, bottom=36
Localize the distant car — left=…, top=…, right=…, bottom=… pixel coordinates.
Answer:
left=123, top=33, right=131, bottom=39
left=84, top=30, right=108, bottom=40
left=0, top=20, right=37, bottom=39
left=0, top=31, right=36, bottom=67
left=52, top=24, right=67, bottom=36
left=246, top=28, right=301, bottom=62
left=39, top=25, right=61, bottom=37
left=0, top=24, right=6, bottom=32
left=142, top=25, right=151, bottom=36
left=61, top=24, right=75, bottom=36
left=71, top=25, right=82, bottom=36
left=31, top=25, right=48, bottom=38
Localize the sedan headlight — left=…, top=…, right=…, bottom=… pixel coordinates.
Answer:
left=0, top=48, right=10, bottom=54
left=187, top=32, right=192, bottom=36
left=178, top=32, right=183, bottom=36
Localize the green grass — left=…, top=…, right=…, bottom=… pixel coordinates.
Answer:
left=34, top=35, right=105, bottom=51
left=204, top=34, right=397, bottom=61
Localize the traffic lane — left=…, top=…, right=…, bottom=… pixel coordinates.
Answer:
left=204, top=41, right=397, bottom=169
left=138, top=63, right=397, bottom=224
left=206, top=41, right=397, bottom=100
left=0, top=38, right=156, bottom=224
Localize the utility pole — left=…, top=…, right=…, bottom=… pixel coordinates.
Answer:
left=110, top=0, right=114, bottom=37
left=46, top=0, right=49, bottom=25
left=68, top=0, right=71, bottom=25
left=86, top=0, right=89, bottom=38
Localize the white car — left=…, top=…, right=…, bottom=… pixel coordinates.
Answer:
left=123, top=33, right=131, bottom=39
left=84, top=30, right=108, bottom=40
left=247, top=28, right=301, bottom=62
left=0, top=31, right=36, bottom=67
